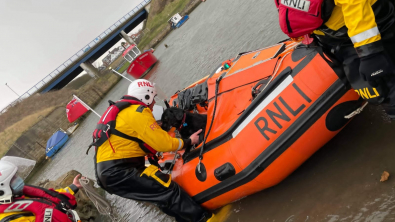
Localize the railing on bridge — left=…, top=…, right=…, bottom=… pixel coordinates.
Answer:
left=1, top=0, right=151, bottom=114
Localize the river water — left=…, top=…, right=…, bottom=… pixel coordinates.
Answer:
left=29, top=0, right=395, bottom=221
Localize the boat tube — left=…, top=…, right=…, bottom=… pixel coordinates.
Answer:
left=158, top=40, right=363, bottom=210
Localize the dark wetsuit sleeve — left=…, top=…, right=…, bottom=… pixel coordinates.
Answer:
left=67, top=184, right=79, bottom=194
left=182, top=138, right=192, bottom=149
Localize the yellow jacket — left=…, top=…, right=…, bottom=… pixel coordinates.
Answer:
left=314, top=0, right=394, bottom=57
left=96, top=104, right=183, bottom=163
left=0, top=186, right=77, bottom=222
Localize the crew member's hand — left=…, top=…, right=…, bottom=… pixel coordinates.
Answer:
left=73, top=174, right=86, bottom=189
left=360, top=51, right=395, bottom=87
left=189, top=129, right=202, bottom=145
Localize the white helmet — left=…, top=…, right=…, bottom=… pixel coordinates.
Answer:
left=0, top=160, right=19, bottom=204
left=128, top=79, right=157, bottom=105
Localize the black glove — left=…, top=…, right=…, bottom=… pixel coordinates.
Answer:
left=359, top=52, right=395, bottom=87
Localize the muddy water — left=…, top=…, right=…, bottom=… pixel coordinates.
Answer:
left=29, top=0, right=395, bottom=221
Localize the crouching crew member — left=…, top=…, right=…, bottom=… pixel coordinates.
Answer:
left=0, top=159, right=82, bottom=221
left=275, top=0, right=395, bottom=118
left=90, top=79, right=215, bottom=222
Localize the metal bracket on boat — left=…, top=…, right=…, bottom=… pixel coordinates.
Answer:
left=165, top=151, right=182, bottom=175
left=197, top=158, right=202, bottom=173
left=195, top=159, right=207, bottom=182
left=344, top=102, right=368, bottom=119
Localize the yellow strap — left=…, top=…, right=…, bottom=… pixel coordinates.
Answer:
left=140, top=164, right=158, bottom=177
left=140, top=165, right=172, bottom=188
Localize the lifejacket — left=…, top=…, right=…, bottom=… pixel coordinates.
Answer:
left=88, top=95, right=159, bottom=164
left=0, top=185, right=77, bottom=222
left=275, top=0, right=335, bottom=38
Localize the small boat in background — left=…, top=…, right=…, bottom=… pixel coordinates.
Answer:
left=122, top=44, right=158, bottom=79
left=66, top=123, right=80, bottom=135
left=168, top=13, right=189, bottom=29
left=46, top=129, right=69, bottom=158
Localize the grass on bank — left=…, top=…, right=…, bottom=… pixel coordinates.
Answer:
left=0, top=68, right=122, bottom=158
left=1, top=63, right=122, bottom=134
left=118, top=61, right=131, bottom=73
left=0, top=88, right=77, bottom=132
left=0, top=107, right=56, bottom=156
left=138, top=0, right=190, bottom=49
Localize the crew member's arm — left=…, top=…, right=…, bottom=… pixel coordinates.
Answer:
left=135, top=108, right=189, bottom=152
left=337, top=0, right=394, bottom=86
left=56, top=174, right=83, bottom=196
left=336, top=0, right=382, bottom=56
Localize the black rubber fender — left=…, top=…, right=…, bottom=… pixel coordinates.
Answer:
left=325, top=99, right=364, bottom=131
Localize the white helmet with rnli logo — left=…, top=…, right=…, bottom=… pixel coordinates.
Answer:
left=128, top=79, right=157, bottom=105
left=0, top=160, right=19, bottom=204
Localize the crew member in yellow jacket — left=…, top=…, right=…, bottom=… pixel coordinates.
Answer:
left=313, top=0, right=395, bottom=118
left=0, top=159, right=82, bottom=221
left=94, top=79, right=215, bottom=222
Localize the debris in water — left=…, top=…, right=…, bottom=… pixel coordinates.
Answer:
left=380, top=171, right=390, bottom=182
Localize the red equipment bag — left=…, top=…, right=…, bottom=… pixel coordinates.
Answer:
left=275, top=0, right=335, bottom=38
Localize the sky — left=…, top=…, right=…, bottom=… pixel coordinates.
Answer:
left=0, top=0, right=144, bottom=110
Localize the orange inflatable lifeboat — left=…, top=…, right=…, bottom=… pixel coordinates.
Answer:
left=158, top=40, right=363, bottom=210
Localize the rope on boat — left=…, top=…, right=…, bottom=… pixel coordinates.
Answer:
left=344, top=102, right=368, bottom=119
left=259, top=52, right=291, bottom=93
left=198, top=74, right=223, bottom=173
left=164, top=145, right=184, bottom=174
left=79, top=178, right=119, bottom=222
left=258, top=42, right=301, bottom=95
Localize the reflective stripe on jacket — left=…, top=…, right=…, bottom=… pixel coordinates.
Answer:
left=96, top=104, right=183, bottom=163
left=314, top=0, right=395, bottom=57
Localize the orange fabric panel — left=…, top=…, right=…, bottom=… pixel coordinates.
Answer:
left=207, top=59, right=278, bottom=100
left=226, top=44, right=285, bottom=76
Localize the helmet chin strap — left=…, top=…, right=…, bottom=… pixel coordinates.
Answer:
left=10, top=175, right=24, bottom=196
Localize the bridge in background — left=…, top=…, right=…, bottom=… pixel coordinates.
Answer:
left=22, top=0, right=151, bottom=98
